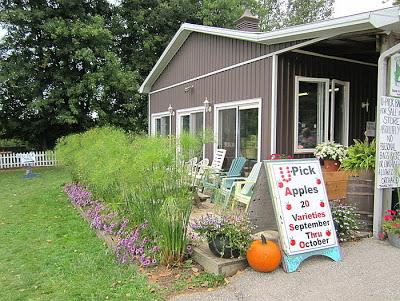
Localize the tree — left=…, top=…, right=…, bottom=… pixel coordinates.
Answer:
left=285, top=0, right=334, bottom=27
left=0, top=0, right=142, bottom=148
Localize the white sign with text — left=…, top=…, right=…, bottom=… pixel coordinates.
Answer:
left=377, top=96, right=400, bottom=188
left=265, top=159, right=339, bottom=255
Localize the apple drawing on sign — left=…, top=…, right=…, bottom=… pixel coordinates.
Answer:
left=316, top=178, right=321, bottom=185
left=290, top=238, right=296, bottom=246
left=326, top=230, right=331, bottom=237
left=278, top=182, right=284, bottom=188
left=320, top=201, right=325, bottom=208
left=286, top=203, right=292, bottom=210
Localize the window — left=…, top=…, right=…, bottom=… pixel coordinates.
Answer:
left=152, top=113, right=170, bottom=136
left=215, top=99, right=261, bottom=168
left=176, top=107, right=205, bottom=157
left=294, top=76, right=349, bottom=153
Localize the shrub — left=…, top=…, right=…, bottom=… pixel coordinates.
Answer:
left=331, top=201, right=360, bottom=242
left=56, top=126, right=205, bottom=265
left=340, top=138, right=376, bottom=171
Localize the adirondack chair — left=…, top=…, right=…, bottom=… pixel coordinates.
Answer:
left=227, top=162, right=262, bottom=211
left=186, top=157, right=198, bottom=176
left=202, top=156, right=246, bottom=197
left=192, top=158, right=209, bottom=187
left=207, top=149, right=227, bottom=173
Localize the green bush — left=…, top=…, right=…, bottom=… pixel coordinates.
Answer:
left=56, top=126, right=206, bottom=265
left=340, top=138, right=376, bottom=171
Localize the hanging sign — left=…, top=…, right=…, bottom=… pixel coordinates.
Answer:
left=390, top=53, right=400, bottom=97
left=377, top=96, right=400, bottom=188
left=264, top=159, right=341, bottom=272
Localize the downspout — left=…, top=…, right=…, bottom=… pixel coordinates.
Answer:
left=373, top=42, right=400, bottom=238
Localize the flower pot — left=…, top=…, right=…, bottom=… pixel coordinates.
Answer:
left=323, top=159, right=340, bottom=172
left=208, top=235, right=241, bottom=258
left=388, top=233, right=400, bottom=248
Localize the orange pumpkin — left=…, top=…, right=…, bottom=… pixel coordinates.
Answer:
left=246, top=234, right=282, bottom=272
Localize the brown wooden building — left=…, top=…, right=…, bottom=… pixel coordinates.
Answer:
left=140, top=7, right=400, bottom=168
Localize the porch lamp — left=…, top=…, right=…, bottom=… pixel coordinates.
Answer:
left=203, top=97, right=212, bottom=112
left=168, top=104, right=175, bottom=116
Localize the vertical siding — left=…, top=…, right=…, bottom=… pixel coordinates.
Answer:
left=152, top=32, right=302, bottom=91
left=276, top=52, right=378, bottom=156
left=150, top=58, right=273, bottom=160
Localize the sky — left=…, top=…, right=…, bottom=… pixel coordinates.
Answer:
left=333, top=0, right=393, bottom=17
left=0, top=0, right=396, bottom=38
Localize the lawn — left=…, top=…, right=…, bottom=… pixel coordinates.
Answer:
left=0, top=168, right=160, bottom=301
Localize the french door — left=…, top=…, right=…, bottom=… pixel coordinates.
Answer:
left=295, top=76, right=349, bottom=153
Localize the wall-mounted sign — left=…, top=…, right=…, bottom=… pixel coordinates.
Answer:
left=264, top=159, right=341, bottom=272
left=377, top=96, right=400, bottom=188
left=365, top=121, right=376, bottom=137
left=390, top=53, right=400, bottom=97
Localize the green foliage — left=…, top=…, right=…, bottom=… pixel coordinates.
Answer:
left=0, top=1, right=143, bottom=148
left=56, top=127, right=207, bottom=265
left=331, top=201, right=360, bottom=242
left=0, top=168, right=160, bottom=301
left=340, top=139, right=376, bottom=171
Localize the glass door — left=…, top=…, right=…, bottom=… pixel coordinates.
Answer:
left=218, top=108, right=237, bottom=168
left=330, top=80, right=349, bottom=145
left=216, top=101, right=260, bottom=169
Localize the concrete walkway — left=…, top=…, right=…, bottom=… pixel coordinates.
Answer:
left=173, top=238, right=400, bottom=301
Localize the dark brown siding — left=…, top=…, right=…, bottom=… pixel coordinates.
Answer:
left=152, top=32, right=301, bottom=91
left=150, top=58, right=273, bottom=160
left=276, top=52, right=377, bottom=156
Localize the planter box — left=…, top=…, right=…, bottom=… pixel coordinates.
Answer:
left=322, top=171, right=356, bottom=200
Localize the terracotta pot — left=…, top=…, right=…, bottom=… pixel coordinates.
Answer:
left=323, top=159, right=340, bottom=172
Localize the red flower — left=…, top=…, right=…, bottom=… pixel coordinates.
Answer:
left=384, top=215, right=393, bottom=221
left=387, top=210, right=397, bottom=215
left=378, top=232, right=386, bottom=240
left=395, top=224, right=400, bottom=228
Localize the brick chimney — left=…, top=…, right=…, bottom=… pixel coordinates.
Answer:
left=234, top=9, right=260, bottom=32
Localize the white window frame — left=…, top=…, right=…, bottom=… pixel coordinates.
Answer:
left=330, top=79, right=350, bottom=146
left=176, top=106, right=206, bottom=158
left=213, top=98, right=262, bottom=162
left=151, top=111, right=170, bottom=136
left=294, top=76, right=350, bottom=154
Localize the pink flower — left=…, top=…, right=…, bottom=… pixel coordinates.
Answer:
left=384, top=215, right=393, bottom=221
left=387, top=210, right=396, bottom=215
left=378, top=232, right=386, bottom=240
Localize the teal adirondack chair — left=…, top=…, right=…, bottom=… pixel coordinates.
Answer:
left=226, top=162, right=262, bottom=211
left=203, top=157, right=246, bottom=201
left=202, top=156, right=246, bottom=198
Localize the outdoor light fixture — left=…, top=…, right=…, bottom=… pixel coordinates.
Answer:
left=184, top=85, right=194, bottom=93
left=361, top=99, right=370, bottom=112
left=203, top=97, right=212, bottom=112
left=168, top=104, right=175, bottom=116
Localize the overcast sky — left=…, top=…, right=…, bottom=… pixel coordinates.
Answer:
left=0, top=1, right=395, bottom=38
left=333, top=0, right=393, bottom=17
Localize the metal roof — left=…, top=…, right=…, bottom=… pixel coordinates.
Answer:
left=140, top=6, right=400, bottom=93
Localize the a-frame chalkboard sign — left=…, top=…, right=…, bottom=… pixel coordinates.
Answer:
left=263, top=159, right=342, bottom=273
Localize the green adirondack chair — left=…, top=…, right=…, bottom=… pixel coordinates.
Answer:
left=228, top=162, right=262, bottom=211
left=202, top=156, right=246, bottom=192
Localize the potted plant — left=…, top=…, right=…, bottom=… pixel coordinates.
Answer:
left=191, top=212, right=253, bottom=258
left=314, top=141, right=347, bottom=172
left=382, top=209, right=400, bottom=248
left=340, top=138, right=376, bottom=179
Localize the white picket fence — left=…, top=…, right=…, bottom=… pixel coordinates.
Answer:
left=0, top=151, right=56, bottom=169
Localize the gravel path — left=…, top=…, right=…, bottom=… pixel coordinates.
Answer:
left=173, top=238, right=400, bottom=301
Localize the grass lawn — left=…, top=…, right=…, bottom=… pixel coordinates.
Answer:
left=0, top=168, right=160, bottom=301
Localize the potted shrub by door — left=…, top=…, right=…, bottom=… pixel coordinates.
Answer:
left=191, top=212, right=252, bottom=258
left=315, top=141, right=347, bottom=172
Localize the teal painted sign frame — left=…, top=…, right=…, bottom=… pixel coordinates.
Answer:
left=263, top=158, right=342, bottom=273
